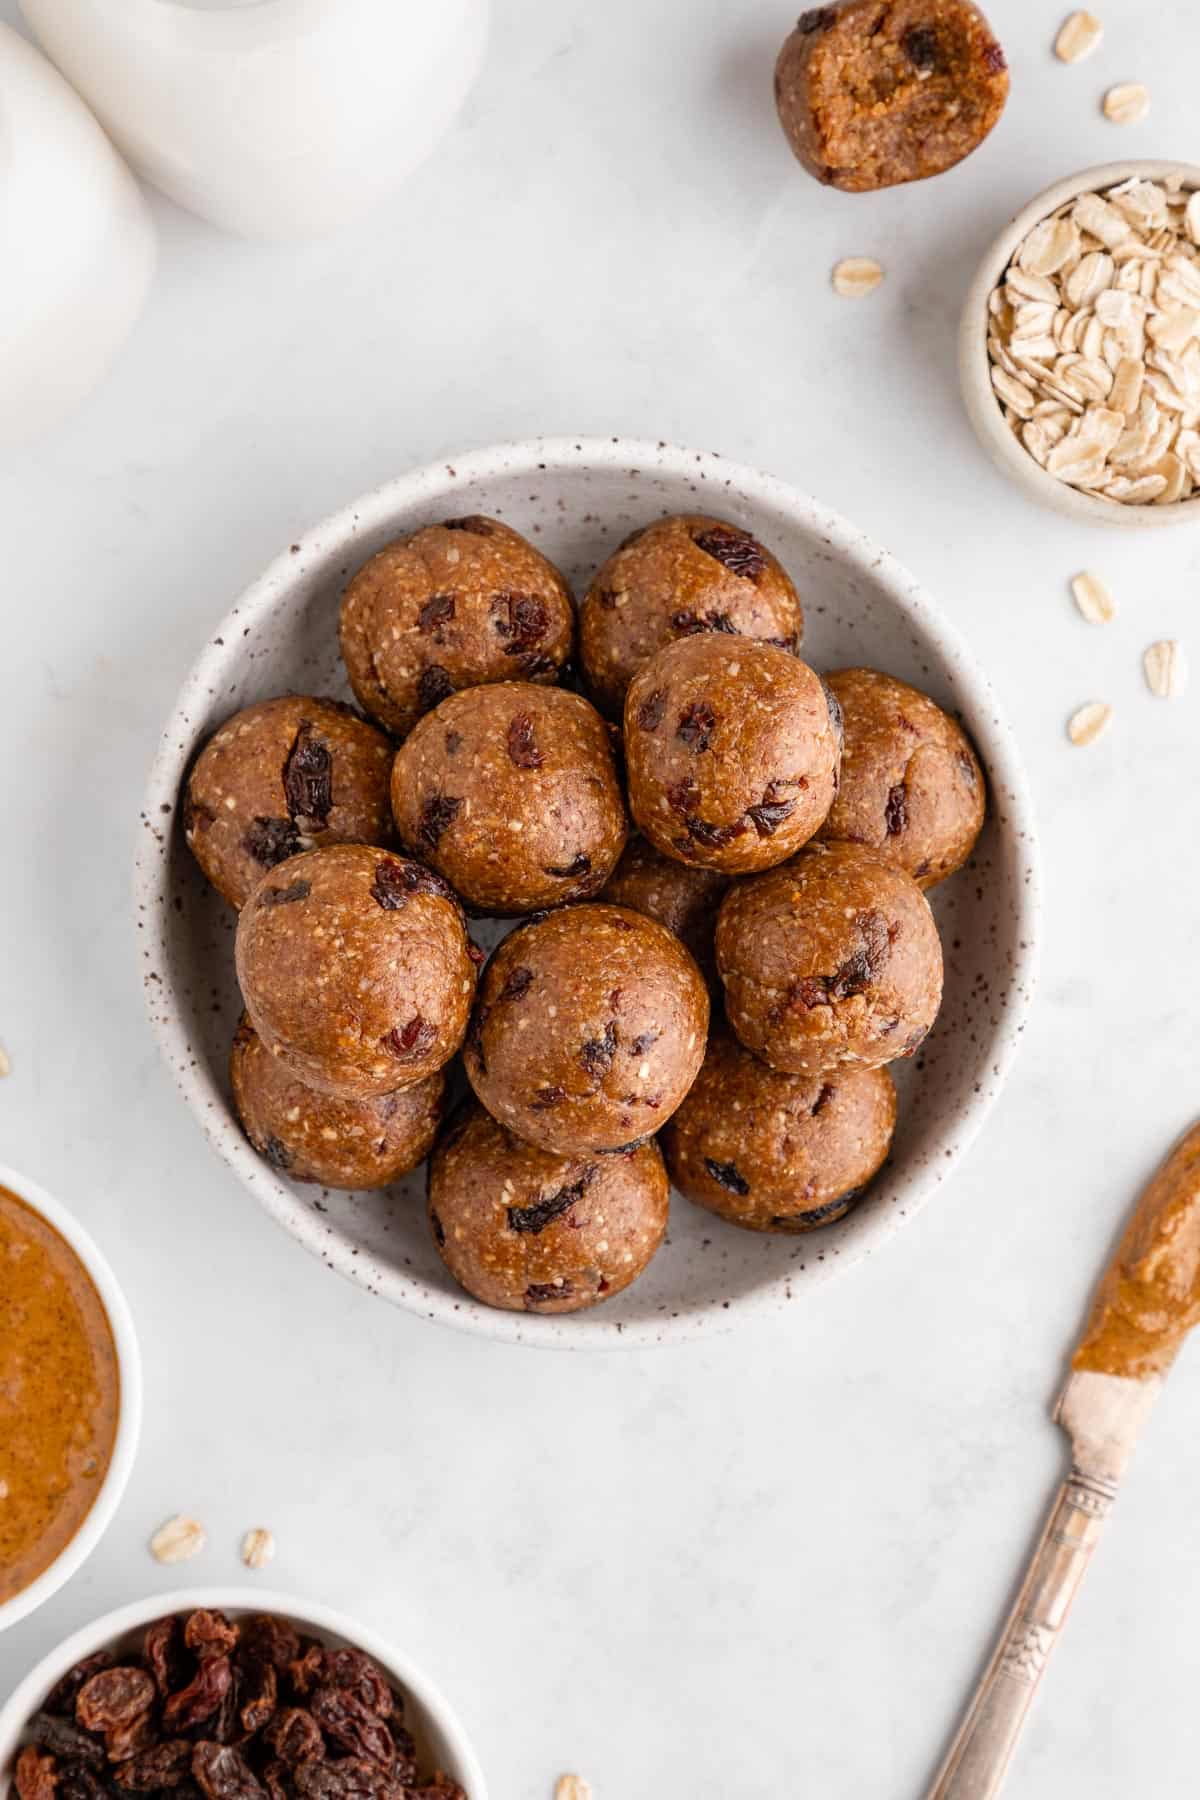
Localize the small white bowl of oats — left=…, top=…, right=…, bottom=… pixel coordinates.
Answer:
left=961, top=160, right=1200, bottom=526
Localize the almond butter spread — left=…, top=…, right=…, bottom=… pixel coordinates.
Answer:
left=1073, top=1124, right=1200, bottom=1380
left=0, top=1184, right=119, bottom=1603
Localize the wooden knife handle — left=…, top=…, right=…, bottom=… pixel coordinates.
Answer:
left=926, top=1471, right=1115, bottom=1800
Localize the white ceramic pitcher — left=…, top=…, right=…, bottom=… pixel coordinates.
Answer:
left=0, top=22, right=155, bottom=450
left=19, top=0, right=491, bottom=240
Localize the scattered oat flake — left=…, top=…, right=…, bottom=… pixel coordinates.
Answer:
left=150, top=1515, right=207, bottom=1565
left=1071, top=571, right=1116, bottom=624
left=241, top=1527, right=276, bottom=1570
left=1067, top=701, right=1113, bottom=745
left=0, top=1044, right=9, bottom=1078
left=831, top=257, right=883, bottom=297
left=1144, top=638, right=1187, bottom=697
left=1055, top=11, right=1103, bottom=61
left=555, top=1781, right=591, bottom=1800
left=1103, top=83, right=1150, bottom=125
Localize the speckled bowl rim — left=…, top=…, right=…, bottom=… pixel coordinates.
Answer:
left=0, top=1589, right=486, bottom=1799
left=133, top=435, right=1041, bottom=1349
left=0, top=1164, right=142, bottom=1633
left=960, top=159, right=1200, bottom=528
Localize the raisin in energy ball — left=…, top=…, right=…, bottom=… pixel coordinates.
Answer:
left=818, top=667, right=985, bottom=886
left=775, top=0, right=1008, bottom=193
left=230, top=1016, right=444, bottom=1189
left=624, top=635, right=841, bottom=875
left=580, top=514, right=803, bottom=716
left=235, top=845, right=476, bottom=1098
left=464, top=904, right=709, bottom=1153
left=662, top=1030, right=896, bottom=1233
left=599, top=834, right=730, bottom=982
left=339, top=515, right=573, bottom=737
left=391, top=683, right=627, bottom=914
left=429, top=1101, right=670, bottom=1313
left=184, top=695, right=394, bottom=908
left=716, top=842, right=942, bottom=1076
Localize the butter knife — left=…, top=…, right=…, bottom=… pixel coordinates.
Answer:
left=927, top=1121, right=1200, bottom=1800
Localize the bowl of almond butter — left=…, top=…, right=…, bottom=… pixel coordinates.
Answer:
left=961, top=160, right=1200, bottom=526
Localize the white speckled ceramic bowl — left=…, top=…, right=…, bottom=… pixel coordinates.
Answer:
left=961, top=160, right=1200, bottom=527
left=0, top=1164, right=142, bottom=1634
left=134, top=437, right=1039, bottom=1347
left=0, top=1590, right=486, bottom=1800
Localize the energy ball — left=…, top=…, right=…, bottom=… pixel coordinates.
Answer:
left=716, top=841, right=942, bottom=1076
left=580, top=514, right=803, bottom=716
left=818, top=667, right=985, bottom=886
left=390, top=683, right=628, bottom=915
left=464, top=903, right=709, bottom=1153
left=599, top=833, right=730, bottom=982
left=235, top=845, right=476, bottom=1098
left=428, top=1101, right=670, bottom=1313
left=230, top=1016, right=444, bottom=1190
left=623, top=635, right=841, bottom=875
left=183, top=695, right=395, bottom=909
left=339, top=515, right=573, bottom=737
left=662, top=1030, right=896, bottom=1233
left=775, top=0, right=1008, bottom=193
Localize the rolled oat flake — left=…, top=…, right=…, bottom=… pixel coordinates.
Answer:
left=241, top=1526, right=276, bottom=1570
left=1054, top=11, right=1103, bottom=63
left=149, top=1514, right=207, bottom=1564
left=1144, top=638, right=1187, bottom=697
left=831, top=257, right=884, bottom=297
left=1067, top=700, right=1113, bottom=746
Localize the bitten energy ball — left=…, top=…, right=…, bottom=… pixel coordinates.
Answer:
left=339, top=515, right=573, bottom=737
left=235, top=845, right=476, bottom=1098
left=662, top=1030, right=896, bottom=1233
left=184, top=695, right=395, bottom=908
left=716, top=841, right=942, bottom=1076
left=580, top=514, right=803, bottom=716
left=390, top=683, right=627, bottom=914
left=428, top=1101, right=670, bottom=1313
left=464, top=904, right=709, bottom=1153
left=818, top=667, right=985, bottom=886
left=624, top=635, right=841, bottom=875
left=775, top=0, right=1009, bottom=193
left=599, top=833, right=730, bottom=981
left=230, top=1016, right=444, bottom=1189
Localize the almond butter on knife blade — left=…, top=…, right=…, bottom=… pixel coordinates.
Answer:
left=928, top=1123, right=1200, bottom=1799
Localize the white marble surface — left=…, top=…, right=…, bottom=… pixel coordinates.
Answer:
left=3, top=1, right=1200, bottom=1792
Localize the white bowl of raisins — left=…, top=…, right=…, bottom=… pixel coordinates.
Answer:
left=0, top=1592, right=486, bottom=1800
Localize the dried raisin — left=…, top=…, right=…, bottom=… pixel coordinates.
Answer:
left=884, top=784, right=907, bottom=836
left=676, top=701, right=716, bottom=752
left=499, top=966, right=533, bottom=1002
left=282, top=726, right=333, bottom=829
left=704, top=1158, right=750, bottom=1196
left=265, top=1710, right=324, bottom=1768
left=243, top=817, right=300, bottom=869
left=15, top=1747, right=58, bottom=1800
left=416, top=595, right=455, bottom=636
left=77, top=1669, right=155, bottom=1733
left=27, top=1716, right=105, bottom=1767
left=116, top=1741, right=194, bottom=1790
left=636, top=689, right=667, bottom=731
left=309, top=1687, right=394, bottom=1768
left=506, top=713, right=543, bottom=769
left=577, top=1022, right=617, bottom=1081
left=192, top=1742, right=265, bottom=1800
left=692, top=525, right=766, bottom=582
left=507, top=1166, right=596, bottom=1235
left=382, top=1017, right=436, bottom=1061
left=416, top=666, right=454, bottom=713
left=417, top=794, right=461, bottom=849
left=163, top=1659, right=232, bottom=1732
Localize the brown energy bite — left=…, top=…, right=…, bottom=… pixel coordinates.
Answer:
left=818, top=667, right=985, bottom=886
left=428, top=1101, right=669, bottom=1313
left=775, top=0, right=1009, bottom=193
left=390, top=683, right=627, bottom=915
left=339, top=515, right=573, bottom=737
left=599, top=834, right=730, bottom=982
left=183, top=695, right=395, bottom=909
left=230, top=1016, right=444, bottom=1189
left=464, top=903, right=709, bottom=1153
left=235, top=844, right=476, bottom=1098
left=579, top=514, right=803, bottom=716
left=623, top=634, right=841, bottom=875
left=662, top=1029, right=896, bottom=1233
left=716, top=841, right=942, bottom=1076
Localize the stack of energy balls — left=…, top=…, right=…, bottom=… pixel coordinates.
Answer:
left=182, top=512, right=985, bottom=1316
